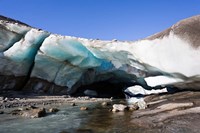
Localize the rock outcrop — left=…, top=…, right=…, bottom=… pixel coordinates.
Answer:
left=0, top=15, right=200, bottom=95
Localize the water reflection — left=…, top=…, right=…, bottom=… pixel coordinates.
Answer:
left=78, top=101, right=141, bottom=133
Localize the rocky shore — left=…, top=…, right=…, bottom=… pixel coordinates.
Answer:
left=130, top=91, right=200, bottom=132
left=0, top=90, right=111, bottom=120
left=0, top=91, right=111, bottom=109
left=0, top=90, right=200, bottom=132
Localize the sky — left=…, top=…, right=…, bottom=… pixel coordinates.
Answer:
left=0, top=0, right=200, bottom=41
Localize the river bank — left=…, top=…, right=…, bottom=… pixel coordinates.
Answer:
left=0, top=91, right=111, bottom=109
left=0, top=90, right=200, bottom=133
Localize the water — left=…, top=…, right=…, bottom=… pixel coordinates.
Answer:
left=0, top=101, right=145, bottom=133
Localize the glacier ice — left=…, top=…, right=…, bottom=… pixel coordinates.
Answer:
left=0, top=20, right=30, bottom=52
left=0, top=15, right=200, bottom=96
left=2, top=29, right=50, bottom=76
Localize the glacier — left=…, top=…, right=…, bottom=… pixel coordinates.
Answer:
left=0, top=15, right=200, bottom=97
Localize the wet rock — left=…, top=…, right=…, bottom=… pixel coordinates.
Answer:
left=28, top=105, right=38, bottom=109
left=22, top=108, right=46, bottom=118
left=119, top=100, right=126, bottom=104
left=110, top=97, right=113, bottom=101
left=15, top=98, right=21, bottom=101
left=77, top=96, right=90, bottom=100
left=71, top=103, right=76, bottom=106
left=62, top=95, right=69, bottom=98
left=4, top=97, right=8, bottom=101
left=11, top=109, right=23, bottom=115
left=49, top=108, right=59, bottom=113
left=80, top=107, right=88, bottom=111
left=130, top=90, right=200, bottom=128
left=101, top=102, right=109, bottom=106
left=3, top=99, right=7, bottom=103
left=128, top=104, right=139, bottom=111
left=157, top=102, right=194, bottom=110
left=0, top=111, right=4, bottom=114
left=137, top=99, right=147, bottom=110
left=91, top=98, right=96, bottom=101
left=6, top=104, right=11, bottom=108
left=9, top=98, right=14, bottom=101
left=112, top=104, right=127, bottom=112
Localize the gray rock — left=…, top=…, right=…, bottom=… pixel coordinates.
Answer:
left=80, top=107, right=88, bottom=111
left=71, top=103, right=76, bottom=106
left=11, top=109, right=23, bottom=115
left=101, top=102, right=110, bottom=106
left=137, top=99, right=147, bottom=110
left=4, top=97, right=8, bottom=101
left=49, top=108, right=59, bottom=113
left=22, top=108, right=46, bottom=118
left=15, top=98, right=21, bottom=101
left=112, top=104, right=127, bottom=112
left=128, top=104, right=139, bottom=111
left=0, top=111, right=4, bottom=114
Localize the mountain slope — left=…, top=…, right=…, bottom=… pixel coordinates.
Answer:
left=147, top=15, right=200, bottom=48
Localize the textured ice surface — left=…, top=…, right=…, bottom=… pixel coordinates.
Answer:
left=0, top=20, right=30, bottom=52
left=2, top=29, right=50, bottom=76
left=0, top=16, right=200, bottom=94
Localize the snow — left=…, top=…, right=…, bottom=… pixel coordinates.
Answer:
left=124, top=85, right=167, bottom=105
left=0, top=20, right=30, bottom=34
left=81, top=32, right=200, bottom=77
left=144, top=75, right=183, bottom=87
left=130, top=32, right=200, bottom=77
left=125, top=85, right=167, bottom=96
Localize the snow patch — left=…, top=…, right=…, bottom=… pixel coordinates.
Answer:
left=125, top=85, right=167, bottom=96
left=144, top=75, right=183, bottom=87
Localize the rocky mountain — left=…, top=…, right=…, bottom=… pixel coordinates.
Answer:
left=0, top=15, right=200, bottom=95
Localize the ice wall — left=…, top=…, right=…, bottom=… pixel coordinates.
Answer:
left=0, top=15, right=200, bottom=94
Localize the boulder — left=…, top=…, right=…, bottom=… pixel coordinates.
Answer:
left=80, top=107, right=88, bottom=111
left=48, top=108, right=59, bottom=113
left=70, top=103, right=76, bottom=106
left=22, top=108, right=46, bottom=118
left=112, top=104, right=127, bottom=112
left=101, top=102, right=110, bottom=106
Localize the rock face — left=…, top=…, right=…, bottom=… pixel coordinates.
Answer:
left=0, top=15, right=200, bottom=95
left=131, top=91, right=200, bottom=129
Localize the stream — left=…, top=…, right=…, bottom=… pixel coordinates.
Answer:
left=0, top=100, right=149, bottom=133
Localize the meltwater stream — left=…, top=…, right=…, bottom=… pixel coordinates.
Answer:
left=0, top=100, right=147, bottom=133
